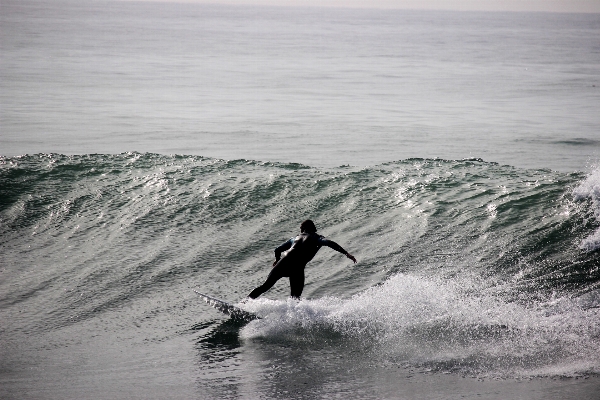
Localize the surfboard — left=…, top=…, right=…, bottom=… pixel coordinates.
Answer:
left=194, top=289, right=258, bottom=321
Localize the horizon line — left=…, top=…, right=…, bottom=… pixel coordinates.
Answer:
left=116, top=0, right=600, bottom=14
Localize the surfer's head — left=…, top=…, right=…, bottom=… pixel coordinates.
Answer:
left=300, top=219, right=317, bottom=233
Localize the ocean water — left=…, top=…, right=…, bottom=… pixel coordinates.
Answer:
left=1, top=1, right=600, bottom=399
left=1, top=154, right=599, bottom=399
left=1, top=0, right=599, bottom=170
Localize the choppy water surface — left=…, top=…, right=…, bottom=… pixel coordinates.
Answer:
left=1, top=153, right=599, bottom=398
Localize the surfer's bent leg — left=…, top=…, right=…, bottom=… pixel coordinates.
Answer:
left=289, top=270, right=305, bottom=299
left=248, top=262, right=287, bottom=299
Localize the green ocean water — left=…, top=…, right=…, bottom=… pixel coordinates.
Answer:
left=1, top=153, right=599, bottom=399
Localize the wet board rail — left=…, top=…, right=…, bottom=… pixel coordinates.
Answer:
left=194, top=289, right=258, bottom=321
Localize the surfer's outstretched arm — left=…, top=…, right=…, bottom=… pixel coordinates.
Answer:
left=320, top=238, right=357, bottom=263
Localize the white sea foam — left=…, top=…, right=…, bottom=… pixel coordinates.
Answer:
left=239, top=273, right=600, bottom=378
left=573, top=166, right=600, bottom=251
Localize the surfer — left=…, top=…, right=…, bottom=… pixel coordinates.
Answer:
left=248, top=220, right=356, bottom=300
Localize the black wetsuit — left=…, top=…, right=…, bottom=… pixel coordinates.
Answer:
left=248, top=232, right=350, bottom=299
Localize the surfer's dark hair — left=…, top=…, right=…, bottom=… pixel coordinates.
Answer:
left=300, top=219, right=317, bottom=233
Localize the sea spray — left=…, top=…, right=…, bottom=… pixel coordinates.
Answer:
left=239, top=273, right=600, bottom=378
left=573, top=166, right=600, bottom=251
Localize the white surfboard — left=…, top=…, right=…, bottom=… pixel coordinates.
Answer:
left=194, top=289, right=258, bottom=321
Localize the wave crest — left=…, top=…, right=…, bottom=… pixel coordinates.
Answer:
left=573, top=166, right=600, bottom=251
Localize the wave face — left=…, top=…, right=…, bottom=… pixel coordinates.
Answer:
left=1, top=153, right=599, bottom=379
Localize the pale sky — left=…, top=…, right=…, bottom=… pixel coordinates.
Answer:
left=124, top=0, right=600, bottom=13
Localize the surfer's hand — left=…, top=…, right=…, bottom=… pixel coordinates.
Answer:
left=273, top=259, right=279, bottom=266
left=346, top=253, right=356, bottom=263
